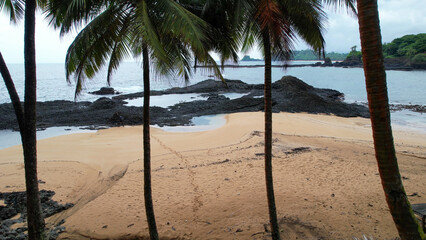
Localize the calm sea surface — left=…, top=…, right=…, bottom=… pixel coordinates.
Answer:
left=0, top=61, right=425, bottom=148
left=1, top=61, right=425, bottom=105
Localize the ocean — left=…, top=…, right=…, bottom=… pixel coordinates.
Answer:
left=0, top=61, right=425, bottom=148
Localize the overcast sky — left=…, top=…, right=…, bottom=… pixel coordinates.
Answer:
left=0, top=0, right=425, bottom=64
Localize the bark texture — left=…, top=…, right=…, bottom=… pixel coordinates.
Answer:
left=263, top=29, right=281, bottom=240
left=23, top=1, right=46, bottom=239
left=0, top=52, right=24, bottom=131
left=142, top=44, right=159, bottom=240
left=357, top=1, right=425, bottom=239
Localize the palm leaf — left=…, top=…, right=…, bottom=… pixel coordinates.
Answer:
left=283, top=0, right=326, bottom=57
left=0, top=0, right=24, bottom=23
left=106, top=15, right=132, bottom=85
left=133, top=0, right=168, bottom=65
left=46, top=0, right=111, bottom=36
left=65, top=4, right=129, bottom=98
left=322, top=0, right=357, bottom=15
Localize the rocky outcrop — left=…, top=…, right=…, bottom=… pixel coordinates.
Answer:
left=0, top=76, right=370, bottom=130
left=89, top=87, right=120, bottom=95
left=0, top=190, right=73, bottom=240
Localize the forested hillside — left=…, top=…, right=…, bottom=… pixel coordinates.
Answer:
left=383, top=33, right=426, bottom=58
left=291, top=50, right=347, bottom=60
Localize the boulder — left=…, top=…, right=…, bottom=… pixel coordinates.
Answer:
left=89, top=87, right=120, bottom=95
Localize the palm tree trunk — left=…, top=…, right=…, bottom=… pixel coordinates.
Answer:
left=0, top=52, right=24, bottom=131
left=142, top=44, right=159, bottom=240
left=357, top=1, right=425, bottom=239
left=23, top=1, right=46, bottom=239
left=262, top=29, right=281, bottom=240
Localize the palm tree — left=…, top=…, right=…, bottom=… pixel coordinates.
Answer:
left=240, top=0, right=356, bottom=238
left=46, top=1, right=222, bottom=239
left=0, top=0, right=46, bottom=239
left=356, top=0, right=425, bottom=239
left=179, top=0, right=244, bottom=66
left=241, top=1, right=326, bottom=239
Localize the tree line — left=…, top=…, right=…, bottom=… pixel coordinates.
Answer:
left=291, top=49, right=347, bottom=60
left=0, top=1, right=424, bottom=240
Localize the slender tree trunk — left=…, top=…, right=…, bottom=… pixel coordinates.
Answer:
left=142, top=44, right=159, bottom=240
left=357, top=1, right=425, bottom=239
left=262, top=29, right=281, bottom=240
left=23, top=1, right=46, bottom=239
left=0, top=52, right=24, bottom=131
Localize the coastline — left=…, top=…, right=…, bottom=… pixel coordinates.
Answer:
left=0, top=76, right=370, bottom=131
left=1, top=112, right=425, bottom=239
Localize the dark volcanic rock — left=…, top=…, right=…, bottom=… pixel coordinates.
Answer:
left=389, top=104, right=426, bottom=113
left=270, top=76, right=366, bottom=117
left=90, top=97, right=117, bottom=110
left=0, top=190, right=73, bottom=240
left=89, top=87, right=120, bottom=95
left=0, top=75, right=369, bottom=130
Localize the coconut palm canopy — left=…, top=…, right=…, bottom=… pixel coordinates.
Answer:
left=46, top=0, right=226, bottom=98
left=0, top=0, right=25, bottom=23
left=233, top=1, right=355, bottom=239
left=241, top=0, right=345, bottom=61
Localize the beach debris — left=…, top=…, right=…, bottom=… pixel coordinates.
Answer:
left=284, top=147, right=311, bottom=155
left=408, top=192, right=419, bottom=197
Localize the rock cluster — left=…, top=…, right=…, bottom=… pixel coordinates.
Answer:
left=0, top=76, right=370, bottom=130
left=0, top=190, right=73, bottom=240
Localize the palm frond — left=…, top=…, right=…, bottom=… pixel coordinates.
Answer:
left=106, top=15, right=132, bottom=85
left=65, top=4, right=130, bottom=98
left=322, top=0, right=357, bottom=15
left=45, top=0, right=111, bottom=36
left=161, top=0, right=208, bottom=57
left=0, top=0, right=24, bottom=23
left=283, top=0, right=326, bottom=57
left=133, top=0, right=169, bottom=65
left=255, top=0, right=282, bottom=32
left=241, top=20, right=261, bottom=54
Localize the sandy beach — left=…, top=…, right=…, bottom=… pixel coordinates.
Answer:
left=0, top=112, right=425, bottom=239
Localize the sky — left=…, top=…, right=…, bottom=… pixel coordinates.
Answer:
left=0, top=0, right=425, bottom=64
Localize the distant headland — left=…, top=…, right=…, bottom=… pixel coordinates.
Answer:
left=240, top=55, right=263, bottom=61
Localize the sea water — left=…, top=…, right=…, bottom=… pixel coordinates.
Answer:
left=0, top=61, right=425, bottom=149
left=1, top=61, right=425, bottom=105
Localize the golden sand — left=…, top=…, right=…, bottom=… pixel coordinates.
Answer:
left=1, top=112, right=425, bottom=239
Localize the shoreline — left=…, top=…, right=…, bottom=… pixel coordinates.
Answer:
left=1, top=112, right=425, bottom=239
left=0, top=76, right=370, bottom=131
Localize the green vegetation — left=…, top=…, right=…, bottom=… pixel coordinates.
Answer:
left=383, top=33, right=426, bottom=59
left=242, top=50, right=348, bottom=61
left=241, top=55, right=262, bottom=61
left=345, top=45, right=362, bottom=61
left=291, top=49, right=348, bottom=61
left=412, top=53, right=426, bottom=63
left=342, top=34, right=426, bottom=67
